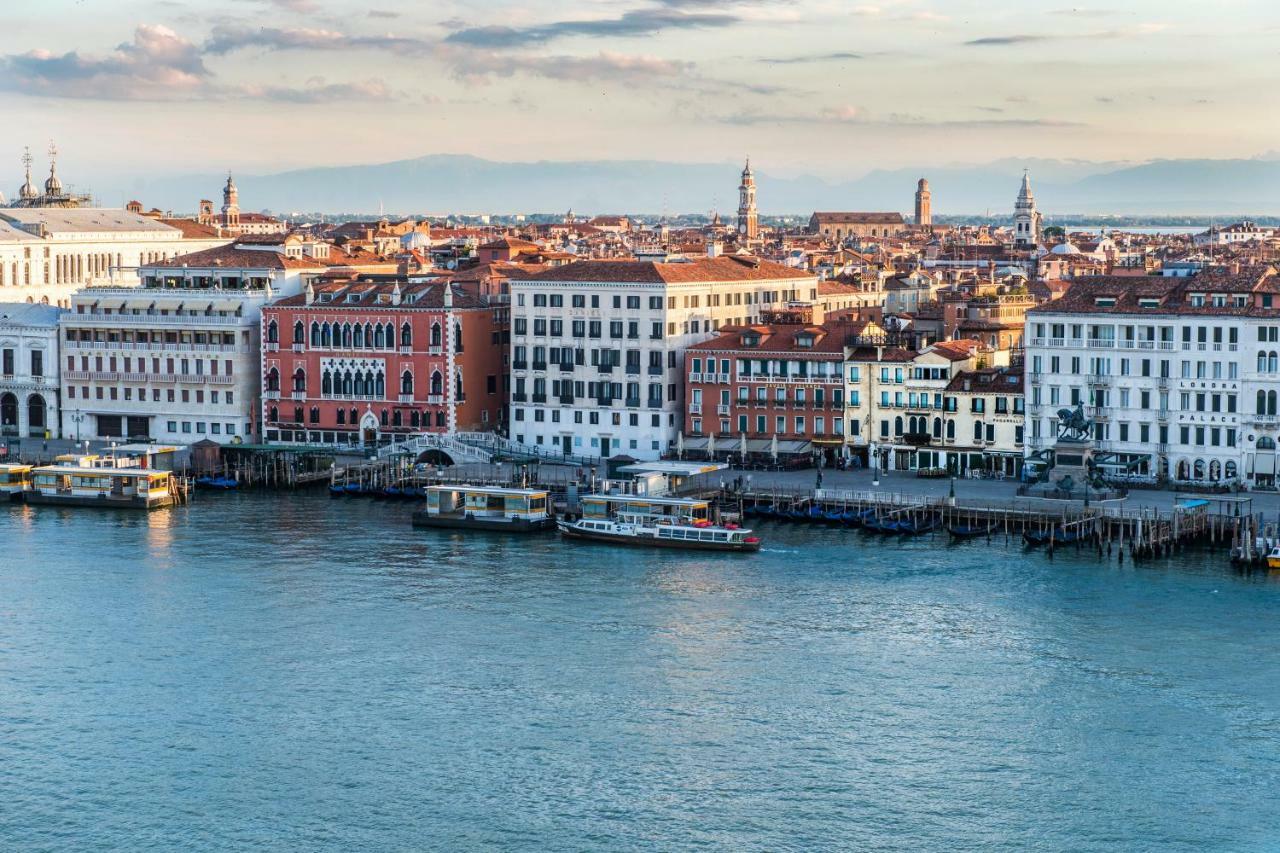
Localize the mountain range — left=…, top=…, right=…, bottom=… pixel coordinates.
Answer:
left=101, top=154, right=1280, bottom=219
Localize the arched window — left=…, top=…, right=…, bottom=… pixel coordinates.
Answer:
left=430, top=370, right=443, bottom=396
left=322, top=371, right=332, bottom=395
left=1259, top=390, right=1266, bottom=414
left=268, top=405, right=279, bottom=423
left=342, top=323, right=353, bottom=348
left=375, top=372, right=385, bottom=398
left=27, top=394, right=45, bottom=430
left=266, top=367, right=279, bottom=391
left=410, top=411, right=420, bottom=428
left=946, top=420, right=955, bottom=439
left=1271, top=351, right=1279, bottom=373
left=1270, top=390, right=1278, bottom=416
left=354, top=372, right=366, bottom=397
left=455, top=321, right=464, bottom=352
left=293, top=321, right=304, bottom=344
left=1226, top=461, right=1239, bottom=479
left=1176, top=459, right=1189, bottom=479
left=364, top=323, right=374, bottom=348
left=430, top=322, right=442, bottom=347
left=321, top=323, right=332, bottom=347
left=436, top=411, right=445, bottom=428
left=1259, top=436, right=1277, bottom=450
left=400, top=322, right=412, bottom=348
left=932, top=416, right=942, bottom=438
left=266, top=320, right=278, bottom=343
left=1193, top=459, right=1205, bottom=479
left=401, top=370, right=413, bottom=395
left=1257, top=351, right=1266, bottom=373
left=350, top=407, right=358, bottom=425
left=292, top=368, right=306, bottom=393
left=293, top=406, right=304, bottom=424
left=310, top=407, right=320, bottom=424
left=337, top=408, right=346, bottom=425
left=392, top=410, right=402, bottom=427
left=380, top=409, right=389, bottom=426
left=973, top=421, right=983, bottom=442
left=894, top=416, right=903, bottom=436
left=342, top=371, right=353, bottom=396
left=384, top=323, right=394, bottom=348
left=1209, top=460, right=1221, bottom=481
left=353, top=323, right=364, bottom=348
left=374, top=324, right=385, bottom=348
left=311, top=322, right=320, bottom=347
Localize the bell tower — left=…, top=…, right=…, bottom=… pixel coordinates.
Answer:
left=914, top=178, right=931, bottom=228
left=737, top=158, right=758, bottom=241
left=1013, top=170, right=1041, bottom=248
left=222, top=172, right=240, bottom=229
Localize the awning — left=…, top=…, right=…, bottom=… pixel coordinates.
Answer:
left=681, top=437, right=813, bottom=455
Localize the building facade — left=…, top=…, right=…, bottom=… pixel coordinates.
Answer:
left=0, top=302, right=62, bottom=439
left=260, top=278, right=507, bottom=446
left=55, top=242, right=336, bottom=443
left=1025, top=270, right=1280, bottom=486
left=508, top=257, right=818, bottom=459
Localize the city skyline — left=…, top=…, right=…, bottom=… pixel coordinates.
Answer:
left=1, top=0, right=1277, bottom=183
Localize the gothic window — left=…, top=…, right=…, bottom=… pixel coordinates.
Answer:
left=430, top=322, right=442, bottom=347
left=266, top=320, right=278, bottom=343
left=454, top=322, right=464, bottom=352
left=337, top=408, right=345, bottom=425
left=364, top=323, right=374, bottom=349
left=384, top=323, right=394, bottom=348
left=375, top=372, right=385, bottom=398
left=293, top=321, right=304, bottom=344
left=266, top=367, right=279, bottom=391
left=321, top=323, right=332, bottom=347
left=400, top=323, right=412, bottom=348
left=392, top=410, right=402, bottom=427
left=401, top=370, right=413, bottom=395
left=430, top=370, right=443, bottom=396
left=310, top=322, right=320, bottom=347
left=353, top=323, right=363, bottom=348
left=946, top=420, right=955, bottom=439
left=309, top=407, right=320, bottom=424
left=322, top=371, right=332, bottom=395
left=354, top=372, right=365, bottom=397
left=374, top=324, right=385, bottom=348
left=342, top=323, right=353, bottom=348
left=292, top=368, right=305, bottom=392
left=268, top=405, right=278, bottom=422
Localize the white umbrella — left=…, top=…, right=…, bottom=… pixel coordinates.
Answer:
left=706, top=431, right=716, bottom=459
left=676, top=430, right=684, bottom=458
left=740, top=431, right=748, bottom=463
left=770, top=433, right=779, bottom=461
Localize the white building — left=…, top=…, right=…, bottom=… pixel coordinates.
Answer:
left=0, top=208, right=230, bottom=308
left=0, top=302, right=62, bottom=439
left=56, top=241, right=345, bottom=444
left=1193, top=221, right=1275, bottom=247
left=509, top=256, right=818, bottom=459
left=1025, top=269, right=1280, bottom=486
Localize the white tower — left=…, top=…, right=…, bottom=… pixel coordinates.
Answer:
left=737, top=158, right=758, bottom=241
left=1012, top=170, right=1041, bottom=249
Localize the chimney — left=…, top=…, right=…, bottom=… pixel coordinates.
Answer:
left=707, top=240, right=722, bottom=258
left=304, top=281, right=314, bottom=305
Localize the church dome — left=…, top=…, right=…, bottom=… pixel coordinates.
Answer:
left=1049, top=240, right=1080, bottom=256
left=44, top=166, right=62, bottom=196
left=18, top=175, right=36, bottom=200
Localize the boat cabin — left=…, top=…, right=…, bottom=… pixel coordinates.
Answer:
left=580, top=495, right=711, bottom=524
left=27, top=465, right=176, bottom=509
left=0, top=463, right=33, bottom=499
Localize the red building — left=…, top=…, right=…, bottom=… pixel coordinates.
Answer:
left=260, top=277, right=507, bottom=445
left=684, top=311, right=857, bottom=464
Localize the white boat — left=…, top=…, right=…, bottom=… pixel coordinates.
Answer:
left=0, top=463, right=32, bottom=502
left=558, top=495, right=761, bottom=552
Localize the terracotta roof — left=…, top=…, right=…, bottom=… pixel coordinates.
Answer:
left=159, top=218, right=226, bottom=240
left=268, top=279, right=485, bottom=310
left=946, top=367, right=1025, bottom=394
left=519, top=256, right=812, bottom=285
left=1030, top=267, right=1279, bottom=316
left=688, top=322, right=856, bottom=355
left=811, top=212, right=905, bottom=225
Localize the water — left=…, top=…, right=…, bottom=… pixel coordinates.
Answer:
left=3, top=494, right=1280, bottom=851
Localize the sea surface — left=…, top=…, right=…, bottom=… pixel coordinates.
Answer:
left=2, top=493, right=1279, bottom=852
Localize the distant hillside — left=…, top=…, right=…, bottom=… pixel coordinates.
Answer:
left=112, top=154, right=1280, bottom=218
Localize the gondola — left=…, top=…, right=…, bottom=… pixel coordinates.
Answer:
left=328, top=484, right=345, bottom=498
left=1023, top=528, right=1081, bottom=547
left=948, top=523, right=995, bottom=540
left=862, top=517, right=901, bottom=534
left=195, top=476, right=238, bottom=490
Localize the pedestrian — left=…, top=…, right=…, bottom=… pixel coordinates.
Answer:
left=816, top=470, right=824, bottom=490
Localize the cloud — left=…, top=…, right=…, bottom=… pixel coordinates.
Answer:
left=0, top=24, right=211, bottom=99
left=758, top=51, right=863, bottom=64
left=447, top=49, right=692, bottom=85
left=234, top=0, right=320, bottom=12
left=0, top=23, right=404, bottom=103
left=204, top=24, right=430, bottom=56
left=717, top=105, right=1083, bottom=128
left=443, top=8, right=739, bottom=48
left=965, top=34, right=1052, bottom=46
left=234, top=77, right=396, bottom=102
left=368, top=9, right=398, bottom=18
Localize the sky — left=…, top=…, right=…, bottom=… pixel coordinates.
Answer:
left=0, top=0, right=1277, bottom=185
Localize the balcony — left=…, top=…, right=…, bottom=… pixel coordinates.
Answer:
left=1087, top=374, right=1111, bottom=385
left=1157, top=408, right=1169, bottom=421
left=1247, top=413, right=1278, bottom=426
left=626, top=397, right=641, bottom=408
left=266, top=342, right=279, bottom=352
left=687, top=372, right=703, bottom=383
left=264, top=390, right=280, bottom=400
left=597, top=363, right=614, bottom=374
left=532, top=393, right=547, bottom=403
left=428, top=346, right=443, bottom=356
left=689, top=403, right=702, bottom=415
left=291, top=391, right=307, bottom=400
left=560, top=362, right=575, bottom=372
left=512, top=393, right=527, bottom=402
left=398, top=394, right=414, bottom=403
left=648, top=398, right=663, bottom=409
left=559, top=394, right=575, bottom=405
left=648, top=365, right=664, bottom=376
left=531, top=361, right=548, bottom=371
left=291, top=343, right=304, bottom=352
left=716, top=404, right=730, bottom=415
left=626, top=365, right=641, bottom=375
left=427, top=394, right=444, bottom=405
left=512, top=360, right=528, bottom=370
